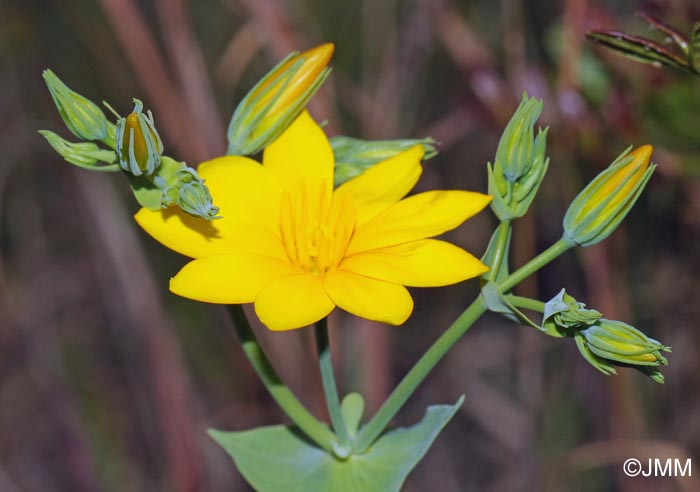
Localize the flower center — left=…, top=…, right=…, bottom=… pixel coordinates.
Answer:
left=279, top=183, right=356, bottom=276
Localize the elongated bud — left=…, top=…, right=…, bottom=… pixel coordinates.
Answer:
left=331, top=136, right=437, bottom=186
left=39, top=130, right=118, bottom=172
left=563, top=145, right=655, bottom=246
left=227, top=43, right=334, bottom=155
left=43, top=69, right=109, bottom=141
left=581, top=320, right=670, bottom=366
left=496, top=94, right=544, bottom=181
left=488, top=94, right=549, bottom=220
left=116, top=99, right=164, bottom=176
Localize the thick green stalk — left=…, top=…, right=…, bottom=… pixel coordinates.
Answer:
left=505, top=294, right=546, bottom=313
left=315, top=319, right=352, bottom=455
left=227, top=305, right=335, bottom=452
left=499, top=238, right=572, bottom=292
left=355, top=296, right=487, bottom=452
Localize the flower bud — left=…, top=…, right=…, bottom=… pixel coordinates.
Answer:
left=563, top=145, right=655, bottom=246
left=488, top=94, right=549, bottom=220
left=580, top=319, right=670, bottom=367
left=168, top=168, right=220, bottom=220
left=496, top=94, right=545, bottom=182
left=39, top=130, right=118, bottom=171
left=227, top=43, right=334, bottom=155
left=542, top=289, right=601, bottom=336
left=42, top=69, right=110, bottom=141
left=115, top=99, right=164, bottom=176
left=331, top=136, right=437, bottom=186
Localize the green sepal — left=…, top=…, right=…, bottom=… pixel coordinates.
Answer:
left=209, top=396, right=464, bottom=492
left=575, top=332, right=618, bottom=376
left=480, top=222, right=512, bottom=284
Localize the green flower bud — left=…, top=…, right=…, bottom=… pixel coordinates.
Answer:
left=496, top=94, right=544, bottom=182
left=542, top=289, right=601, bottom=336
left=167, top=168, right=220, bottom=220
left=488, top=94, right=549, bottom=220
left=115, top=99, right=164, bottom=176
left=331, top=136, right=438, bottom=186
left=42, top=69, right=110, bottom=141
left=563, top=145, right=655, bottom=246
left=227, top=44, right=334, bottom=156
left=581, top=319, right=670, bottom=367
left=39, top=130, right=118, bottom=172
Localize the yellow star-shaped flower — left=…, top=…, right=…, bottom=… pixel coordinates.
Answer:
left=135, top=111, right=491, bottom=331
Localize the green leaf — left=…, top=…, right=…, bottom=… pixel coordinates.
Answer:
left=209, top=396, right=464, bottom=492
left=586, top=30, right=690, bottom=72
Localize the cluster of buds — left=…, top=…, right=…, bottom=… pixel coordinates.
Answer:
left=227, top=43, right=334, bottom=156
left=331, top=136, right=438, bottom=186
left=41, top=71, right=218, bottom=220
left=488, top=94, right=549, bottom=220
left=563, top=145, right=655, bottom=246
left=542, top=290, right=670, bottom=383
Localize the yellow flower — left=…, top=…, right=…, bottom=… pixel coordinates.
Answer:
left=136, top=111, right=491, bottom=331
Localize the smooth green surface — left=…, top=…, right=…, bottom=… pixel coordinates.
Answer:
left=209, top=396, right=464, bottom=492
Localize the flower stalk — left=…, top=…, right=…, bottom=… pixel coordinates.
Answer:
left=315, top=319, right=352, bottom=457
left=227, top=305, right=335, bottom=452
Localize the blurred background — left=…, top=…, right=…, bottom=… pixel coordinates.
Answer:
left=2, top=0, right=700, bottom=490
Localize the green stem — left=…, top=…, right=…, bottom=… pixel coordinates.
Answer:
left=227, top=305, right=335, bottom=452
left=355, top=296, right=487, bottom=452
left=355, top=238, right=572, bottom=453
left=488, top=220, right=512, bottom=281
left=499, top=238, right=572, bottom=292
left=504, top=294, right=546, bottom=313
left=315, top=319, right=352, bottom=454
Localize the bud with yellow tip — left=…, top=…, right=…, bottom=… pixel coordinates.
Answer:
left=563, top=145, right=655, bottom=246
left=115, top=99, right=164, bottom=176
left=227, top=43, right=334, bottom=155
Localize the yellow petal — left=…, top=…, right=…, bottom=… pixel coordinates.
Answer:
left=254, top=274, right=335, bottom=331
left=347, top=190, right=492, bottom=254
left=335, top=146, right=423, bottom=226
left=170, top=254, right=296, bottom=303
left=341, top=239, right=488, bottom=287
left=135, top=207, right=287, bottom=260
left=198, top=155, right=282, bottom=226
left=262, top=110, right=334, bottom=200
left=135, top=155, right=287, bottom=259
left=324, top=270, right=413, bottom=325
